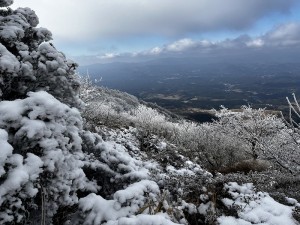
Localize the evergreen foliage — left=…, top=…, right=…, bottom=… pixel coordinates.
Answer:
left=0, top=3, right=81, bottom=107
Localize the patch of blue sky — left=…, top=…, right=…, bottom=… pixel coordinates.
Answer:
left=189, top=3, right=300, bottom=43
left=251, top=2, right=300, bottom=36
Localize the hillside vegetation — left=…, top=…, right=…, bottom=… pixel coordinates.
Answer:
left=0, top=1, right=299, bottom=224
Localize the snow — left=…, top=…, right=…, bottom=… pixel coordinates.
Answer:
left=79, top=180, right=180, bottom=225
left=0, top=91, right=98, bottom=219
left=0, top=152, right=43, bottom=212
left=218, top=216, right=252, bottom=225
left=0, top=0, right=13, bottom=7
left=0, top=129, right=13, bottom=178
left=0, top=25, right=24, bottom=40
left=166, top=165, right=196, bottom=176
left=0, top=153, right=43, bottom=198
left=0, top=43, right=20, bottom=75
left=114, top=180, right=160, bottom=204
left=156, top=141, right=167, bottom=150
left=218, top=182, right=298, bottom=225
left=0, top=130, right=43, bottom=208
left=97, top=141, right=151, bottom=181
left=165, top=159, right=210, bottom=178
left=15, top=7, right=39, bottom=27
left=198, top=202, right=214, bottom=215
left=105, top=214, right=181, bottom=225
left=286, top=197, right=300, bottom=206
left=180, top=200, right=197, bottom=214
left=35, top=27, right=52, bottom=41
left=20, top=61, right=34, bottom=78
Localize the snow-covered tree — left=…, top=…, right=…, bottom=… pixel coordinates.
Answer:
left=0, top=0, right=13, bottom=7
left=0, top=2, right=93, bottom=223
left=0, top=1, right=81, bottom=107
left=214, top=106, right=286, bottom=160
left=0, top=92, right=98, bottom=223
left=210, top=106, right=300, bottom=175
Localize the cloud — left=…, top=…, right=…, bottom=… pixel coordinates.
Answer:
left=148, top=22, right=300, bottom=55
left=97, top=53, right=121, bottom=59
left=263, top=22, right=300, bottom=46
left=166, top=39, right=196, bottom=52
left=246, top=39, right=264, bottom=47
left=12, top=0, right=296, bottom=41
left=74, top=21, right=300, bottom=65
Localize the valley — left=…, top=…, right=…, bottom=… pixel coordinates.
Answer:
left=79, top=59, right=300, bottom=122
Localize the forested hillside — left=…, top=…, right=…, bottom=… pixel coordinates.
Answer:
left=0, top=1, right=299, bottom=224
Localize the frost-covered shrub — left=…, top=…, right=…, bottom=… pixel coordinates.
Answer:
left=76, top=180, right=166, bottom=225
left=0, top=2, right=92, bottom=223
left=79, top=77, right=140, bottom=129
left=207, top=106, right=300, bottom=175
left=0, top=91, right=98, bottom=223
left=0, top=2, right=93, bottom=223
left=0, top=129, right=43, bottom=224
left=0, top=4, right=81, bottom=107
left=218, top=182, right=298, bottom=225
left=81, top=129, right=158, bottom=197
left=0, top=0, right=13, bottom=7
left=77, top=129, right=188, bottom=225
left=79, top=76, right=139, bottom=112
left=213, top=170, right=300, bottom=219
left=131, top=105, right=167, bottom=132
left=213, top=106, right=286, bottom=159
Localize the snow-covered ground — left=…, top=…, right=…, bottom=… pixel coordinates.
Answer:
left=218, top=182, right=299, bottom=225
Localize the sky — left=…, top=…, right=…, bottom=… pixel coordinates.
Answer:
left=12, top=0, right=300, bottom=65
